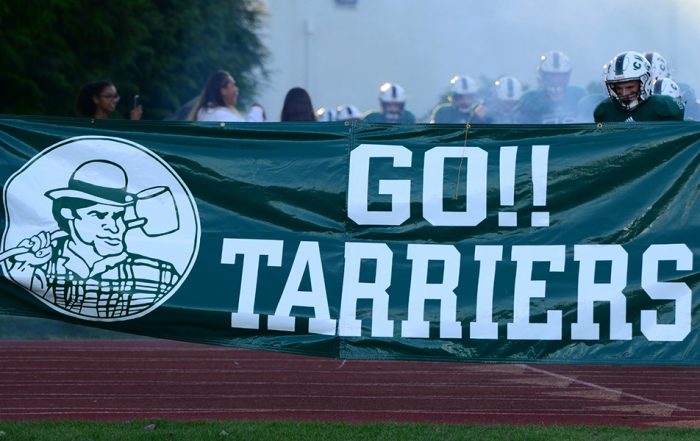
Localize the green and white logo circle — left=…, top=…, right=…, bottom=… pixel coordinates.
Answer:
left=1, top=136, right=200, bottom=321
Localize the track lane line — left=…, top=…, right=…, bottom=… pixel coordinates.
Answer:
left=519, top=364, right=688, bottom=412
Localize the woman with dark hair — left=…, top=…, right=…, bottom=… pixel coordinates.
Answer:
left=280, top=87, right=316, bottom=122
left=75, top=80, right=142, bottom=120
left=189, top=70, right=265, bottom=122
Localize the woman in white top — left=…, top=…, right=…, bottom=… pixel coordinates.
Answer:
left=189, top=70, right=265, bottom=122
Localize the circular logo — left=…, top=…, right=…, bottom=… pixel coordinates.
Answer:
left=1, top=136, right=200, bottom=321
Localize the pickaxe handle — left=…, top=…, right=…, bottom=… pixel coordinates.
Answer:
left=0, top=231, right=69, bottom=263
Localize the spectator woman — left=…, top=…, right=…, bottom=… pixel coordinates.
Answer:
left=280, top=87, right=316, bottom=121
left=75, top=80, right=142, bottom=120
left=190, top=70, right=264, bottom=122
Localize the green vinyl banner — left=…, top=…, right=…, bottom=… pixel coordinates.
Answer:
left=1, top=115, right=700, bottom=364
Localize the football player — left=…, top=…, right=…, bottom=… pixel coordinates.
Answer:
left=363, top=82, right=416, bottom=123
left=336, top=104, right=363, bottom=121
left=487, top=76, right=524, bottom=124
left=315, top=106, right=337, bottom=122
left=429, top=75, right=490, bottom=124
left=518, top=51, right=586, bottom=124
left=643, top=51, right=671, bottom=81
left=594, top=51, right=684, bottom=122
left=652, top=78, right=684, bottom=105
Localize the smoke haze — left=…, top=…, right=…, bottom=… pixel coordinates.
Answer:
left=257, top=0, right=700, bottom=121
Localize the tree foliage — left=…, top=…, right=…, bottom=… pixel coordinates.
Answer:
left=0, top=0, right=268, bottom=119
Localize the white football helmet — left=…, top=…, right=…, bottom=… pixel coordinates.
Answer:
left=448, top=75, right=479, bottom=112
left=378, top=82, right=406, bottom=104
left=378, top=82, right=407, bottom=120
left=652, top=77, right=682, bottom=102
left=449, top=75, right=479, bottom=97
left=336, top=104, right=362, bottom=121
left=315, top=106, right=337, bottom=122
left=494, top=76, right=523, bottom=102
left=538, top=51, right=572, bottom=74
left=604, top=51, right=652, bottom=110
left=537, top=51, right=572, bottom=100
left=643, top=51, right=671, bottom=80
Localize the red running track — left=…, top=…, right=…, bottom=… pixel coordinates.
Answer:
left=1, top=339, right=699, bottom=428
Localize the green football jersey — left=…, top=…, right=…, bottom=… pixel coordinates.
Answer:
left=593, top=95, right=684, bottom=122
left=429, top=103, right=492, bottom=124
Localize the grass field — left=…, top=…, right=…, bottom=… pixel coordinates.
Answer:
left=0, top=421, right=698, bottom=441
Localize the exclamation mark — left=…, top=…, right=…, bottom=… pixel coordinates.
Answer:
left=498, top=146, right=518, bottom=227
left=531, top=145, right=550, bottom=227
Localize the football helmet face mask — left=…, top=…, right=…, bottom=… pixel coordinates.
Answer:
left=537, top=51, right=572, bottom=101
left=605, top=51, right=652, bottom=110
left=378, top=82, right=406, bottom=121
left=643, top=51, right=671, bottom=80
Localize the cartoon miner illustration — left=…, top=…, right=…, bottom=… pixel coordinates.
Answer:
left=2, top=160, right=181, bottom=319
